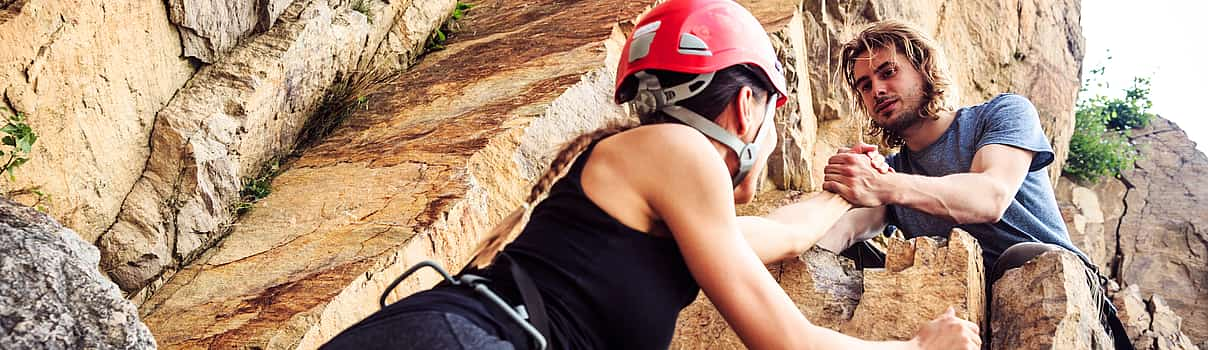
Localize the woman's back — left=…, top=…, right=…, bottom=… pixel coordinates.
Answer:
left=475, top=135, right=700, bottom=348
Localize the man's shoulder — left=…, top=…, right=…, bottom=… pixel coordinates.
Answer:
left=966, top=93, right=1034, bottom=115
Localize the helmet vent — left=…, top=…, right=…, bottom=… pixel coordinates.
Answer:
left=678, top=33, right=712, bottom=56
left=628, top=21, right=662, bottom=63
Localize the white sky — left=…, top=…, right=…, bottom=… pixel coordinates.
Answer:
left=1081, top=0, right=1208, bottom=153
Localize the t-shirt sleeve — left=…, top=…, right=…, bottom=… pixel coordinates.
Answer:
left=975, top=94, right=1055, bottom=172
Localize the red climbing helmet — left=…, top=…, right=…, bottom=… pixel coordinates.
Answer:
left=614, top=0, right=788, bottom=107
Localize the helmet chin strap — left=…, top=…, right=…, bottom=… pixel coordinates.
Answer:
left=634, top=71, right=777, bottom=187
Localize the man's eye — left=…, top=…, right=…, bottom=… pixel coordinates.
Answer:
left=880, top=67, right=896, bottom=78
left=860, top=83, right=871, bottom=92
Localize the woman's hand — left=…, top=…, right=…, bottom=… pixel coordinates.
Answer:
left=839, top=143, right=894, bottom=174
left=907, top=307, right=981, bottom=350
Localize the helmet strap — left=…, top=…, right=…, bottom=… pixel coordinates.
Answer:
left=633, top=71, right=776, bottom=186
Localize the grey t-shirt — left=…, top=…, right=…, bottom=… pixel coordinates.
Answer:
left=885, top=93, right=1087, bottom=268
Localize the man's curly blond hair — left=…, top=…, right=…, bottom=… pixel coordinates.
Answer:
left=839, top=20, right=956, bottom=148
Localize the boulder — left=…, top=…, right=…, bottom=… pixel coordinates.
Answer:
left=136, top=0, right=648, bottom=348
left=0, top=198, right=155, bottom=349
left=990, top=250, right=1113, bottom=349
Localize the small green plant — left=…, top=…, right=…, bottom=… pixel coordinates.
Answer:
left=0, top=110, right=36, bottom=181
left=426, top=2, right=474, bottom=51
left=236, top=158, right=282, bottom=215
left=1064, top=68, right=1154, bottom=183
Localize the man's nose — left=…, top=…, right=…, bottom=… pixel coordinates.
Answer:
left=873, top=79, right=888, bottom=97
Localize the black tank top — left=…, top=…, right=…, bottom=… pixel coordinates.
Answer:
left=437, top=140, right=700, bottom=349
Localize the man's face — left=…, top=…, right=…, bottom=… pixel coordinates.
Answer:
left=851, top=47, right=928, bottom=135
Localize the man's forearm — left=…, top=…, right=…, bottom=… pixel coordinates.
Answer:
left=882, top=172, right=1011, bottom=224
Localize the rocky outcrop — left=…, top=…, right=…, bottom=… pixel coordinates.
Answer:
left=136, top=0, right=648, bottom=348
left=671, top=228, right=986, bottom=347
left=0, top=0, right=195, bottom=243
left=1113, top=116, right=1208, bottom=345
left=990, top=250, right=1113, bottom=349
left=1055, top=175, right=1127, bottom=272
left=167, top=0, right=292, bottom=63
left=0, top=198, right=155, bottom=349
left=769, top=0, right=1084, bottom=190
left=1113, top=285, right=1201, bottom=350
left=95, top=0, right=456, bottom=296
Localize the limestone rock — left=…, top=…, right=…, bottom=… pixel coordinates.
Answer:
left=137, top=1, right=646, bottom=348
left=363, top=0, right=459, bottom=71
left=0, top=0, right=194, bottom=243
left=792, top=0, right=1083, bottom=189
left=671, top=248, right=864, bottom=349
left=1055, top=175, right=1118, bottom=272
left=1114, top=284, right=1153, bottom=345
left=96, top=0, right=376, bottom=293
left=842, top=229, right=986, bottom=340
left=1115, top=116, right=1208, bottom=345
left=990, top=250, right=1113, bottom=350
left=671, top=228, right=986, bottom=347
left=0, top=198, right=155, bottom=349
left=167, top=0, right=293, bottom=63
left=1149, top=295, right=1201, bottom=350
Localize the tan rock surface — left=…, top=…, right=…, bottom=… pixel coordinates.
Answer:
left=1056, top=175, right=1111, bottom=272
left=990, top=250, right=1112, bottom=350
left=166, top=0, right=293, bottom=63
left=97, top=0, right=377, bottom=293
left=1114, top=117, right=1208, bottom=345
left=671, top=228, right=986, bottom=348
left=842, top=229, right=986, bottom=339
left=0, top=0, right=194, bottom=242
left=137, top=0, right=648, bottom=348
left=95, top=0, right=456, bottom=295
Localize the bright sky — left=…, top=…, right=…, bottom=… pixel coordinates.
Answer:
left=1081, top=0, right=1208, bottom=153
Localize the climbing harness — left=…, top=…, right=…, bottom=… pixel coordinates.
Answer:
left=380, top=258, right=550, bottom=350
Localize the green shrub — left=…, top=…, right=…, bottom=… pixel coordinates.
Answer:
left=1, top=110, right=37, bottom=181
left=1064, top=72, right=1154, bottom=183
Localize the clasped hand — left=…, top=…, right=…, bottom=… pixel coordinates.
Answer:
left=823, top=142, right=894, bottom=207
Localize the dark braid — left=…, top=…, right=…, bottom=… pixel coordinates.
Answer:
left=469, top=120, right=639, bottom=268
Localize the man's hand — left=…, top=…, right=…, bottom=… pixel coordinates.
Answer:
left=824, top=143, right=894, bottom=207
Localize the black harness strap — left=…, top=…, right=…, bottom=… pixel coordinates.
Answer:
left=498, top=252, right=553, bottom=348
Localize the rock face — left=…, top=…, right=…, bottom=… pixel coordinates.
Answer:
left=167, top=0, right=292, bottom=63
left=768, top=0, right=1083, bottom=190
left=0, top=0, right=195, bottom=243
left=1113, top=285, right=1201, bottom=350
left=1113, top=116, right=1208, bottom=345
left=0, top=0, right=452, bottom=298
left=1055, top=175, right=1127, bottom=273
left=95, top=0, right=456, bottom=296
left=670, top=229, right=986, bottom=347
left=990, top=250, right=1113, bottom=349
left=136, top=0, right=647, bottom=348
left=0, top=198, right=155, bottom=349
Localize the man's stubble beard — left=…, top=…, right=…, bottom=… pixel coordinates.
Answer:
left=872, top=94, right=927, bottom=142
